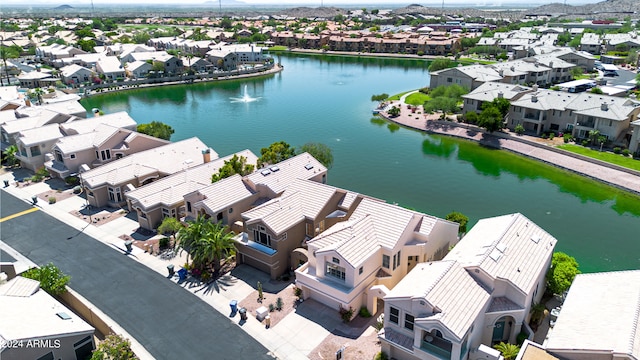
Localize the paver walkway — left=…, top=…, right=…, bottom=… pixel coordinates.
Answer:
left=380, top=100, right=640, bottom=195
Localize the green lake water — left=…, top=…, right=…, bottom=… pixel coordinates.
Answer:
left=82, top=53, right=640, bottom=273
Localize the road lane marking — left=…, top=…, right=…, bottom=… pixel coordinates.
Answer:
left=0, top=207, right=39, bottom=223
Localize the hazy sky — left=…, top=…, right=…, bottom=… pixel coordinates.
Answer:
left=0, top=0, right=602, bottom=4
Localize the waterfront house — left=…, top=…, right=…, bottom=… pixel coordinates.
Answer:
left=120, top=51, right=183, bottom=76
left=14, top=124, right=64, bottom=172
left=17, top=70, right=55, bottom=89
left=462, top=82, right=533, bottom=114
left=1, top=108, right=73, bottom=146
left=545, top=270, right=640, bottom=360
left=206, top=48, right=238, bottom=71
left=629, top=119, right=640, bottom=156
left=238, top=179, right=364, bottom=280
left=96, top=56, right=125, bottom=81
left=296, top=198, right=459, bottom=316
left=429, top=65, right=502, bottom=91
left=80, top=137, right=216, bottom=208
left=0, top=276, right=95, bottom=360
left=45, top=114, right=166, bottom=179
left=126, top=61, right=153, bottom=79
left=60, top=64, right=94, bottom=85
left=380, top=213, right=557, bottom=360
left=127, top=149, right=258, bottom=230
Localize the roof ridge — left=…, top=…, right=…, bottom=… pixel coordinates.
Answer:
left=628, top=283, right=640, bottom=354
left=478, top=213, right=518, bottom=264
left=421, top=260, right=456, bottom=298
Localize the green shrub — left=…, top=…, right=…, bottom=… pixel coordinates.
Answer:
left=563, top=133, right=572, bottom=143
left=159, top=237, right=170, bottom=249
left=465, top=111, right=478, bottom=124
left=516, top=331, right=528, bottom=345
left=613, top=147, right=622, bottom=154
left=622, top=149, right=631, bottom=157
left=514, top=124, right=525, bottom=135
left=276, top=297, right=284, bottom=311
left=374, top=352, right=389, bottom=360
left=48, top=196, right=56, bottom=204
left=64, top=176, right=80, bottom=186
left=22, top=263, right=70, bottom=296
left=293, top=286, right=303, bottom=299
left=541, top=133, right=548, bottom=139
left=582, top=140, right=589, bottom=146
left=549, top=132, right=555, bottom=140
left=359, top=306, right=372, bottom=318
left=269, top=303, right=275, bottom=312
left=339, top=306, right=354, bottom=323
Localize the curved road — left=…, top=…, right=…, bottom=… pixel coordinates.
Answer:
left=0, top=190, right=274, bottom=360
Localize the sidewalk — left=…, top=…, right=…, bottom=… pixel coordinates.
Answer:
left=0, top=169, right=342, bottom=360
left=380, top=101, right=640, bottom=195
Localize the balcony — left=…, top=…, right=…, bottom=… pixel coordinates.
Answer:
left=234, top=232, right=276, bottom=256
left=523, top=113, right=546, bottom=121
left=420, top=337, right=452, bottom=360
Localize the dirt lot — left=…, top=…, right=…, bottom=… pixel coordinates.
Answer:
left=238, top=282, right=298, bottom=328
left=308, top=327, right=381, bottom=360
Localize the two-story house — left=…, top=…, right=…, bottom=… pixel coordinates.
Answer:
left=462, top=82, right=533, bottom=114
left=126, top=149, right=258, bottom=230
left=380, top=213, right=557, bottom=360
left=296, top=198, right=459, bottom=316
left=80, top=137, right=216, bottom=208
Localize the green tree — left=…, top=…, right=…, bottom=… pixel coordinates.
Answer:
left=157, top=216, right=182, bottom=239
left=176, top=215, right=209, bottom=267
left=387, top=106, right=401, bottom=117
left=211, top=155, right=255, bottom=183
left=298, top=142, right=334, bottom=169
left=258, top=141, right=296, bottom=167
left=90, top=334, right=138, bottom=360
left=546, top=252, right=580, bottom=295
left=137, top=121, right=174, bottom=140
left=428, top=58, right=453, bottom=72
left=488, top=97, right=511, bottom=118
left=477, top=104, right=503, bottom=132
left=2, top=144, right=19, bottom=167
left=445, top=211, right=469, bottom=234
left=132, top=32, right=151, bottom=44
left=529, top=303, right=546, bottom=325
left=570, top=67, right=584, bottom=79
left=151, top=61, right=165, bottom=73
left=22, top=263, right=70, bottom=296
left=191, top=222, right=236, bottom=274
left=493, top=342, right=520, bottom=360
left=371, top=93, right=389, bottom=102
left=77, top=39, right=96, bottom=52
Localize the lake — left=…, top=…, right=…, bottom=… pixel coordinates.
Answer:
left=82, top=53, right=640, bottom=273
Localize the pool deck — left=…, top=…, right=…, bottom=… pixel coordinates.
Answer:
left=380, top=94, right=640, bottom=196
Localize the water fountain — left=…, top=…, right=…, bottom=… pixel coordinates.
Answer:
left=230, top=85, right=259, bottom=103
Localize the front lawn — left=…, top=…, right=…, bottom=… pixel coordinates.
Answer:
left=457, top=57, right=496, bottom=66
left=557, top=144, right=640, bottom=171
left=388, top=91, right=412, bottom=101
left=268, top=46, right=289, bottom=51
left=405, top=92, right=430, bottom=106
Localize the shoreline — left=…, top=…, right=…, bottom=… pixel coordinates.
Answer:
left=378, top=103, right=640, bottom=196
left=82, top=64, right=283, bottom=98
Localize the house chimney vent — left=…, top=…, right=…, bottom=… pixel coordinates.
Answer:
left=202, top=148, right=212, bottom=163
left=601, top=102, right=608, bottom=111
left=498, top=91, right=504, bottom=98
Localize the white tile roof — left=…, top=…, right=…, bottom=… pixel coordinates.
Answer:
left=60, top=111, right=137, bottom=135
left=349, top=198, right=416, bottom=250
left=464, top=82, right=532, bottom=102
left=2, top=109, right=67, bottom=135
left=80, top=137, right=215, bottom=188
left=387, top=261, right=491, bottom=341
left=245, top=152, right=326, bottom=194
left=97, top=56, right=124, bottom=74
left=0, top=277, right=94, bottom=344
left=55, top=124, right=135, bottom=153
left=196, top=174, right=256, bottom=214
left=126, top=150, right=257, bottom=210
left=242, top=179, right=340, bottom=236
left=545, top=270, right=640, bottom=358
left=17, top=123, right=64, bottom=146
left=38, top=99, right=87, bottom=117
left=445, top=213, right=556, bottom=295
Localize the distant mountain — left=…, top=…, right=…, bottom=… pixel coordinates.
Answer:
left=53, top=4, right=73, bottom=10
left=527, top=0, right=637, bottom=16
left=203, top=0, right=247, bottom=5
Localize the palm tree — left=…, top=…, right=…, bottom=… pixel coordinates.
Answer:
left=529, top=303, right=547, bottom=326
left=191, top=222, right=236, bottom=274
left=2, top=145, right=19, bottom=167
left=175, top=214, right=209, bottom=267
left=493, top=342, right=520, bottom=360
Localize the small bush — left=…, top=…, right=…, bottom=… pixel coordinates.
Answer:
left=374, top=352, right=389, bottom=360
left=374, top=319, right=384, bottom=331
left=516, top=331, right=528, bottom=345
left=269, top=303, right=275, bottom=312
left=159, top=237, right=170, bottom=249
left=293, top=286, right=302, bottom=299
left=563, top=133, right=572, bottom=143
left=48, top=196, right=56, bottom=204
left=582, top=140, right=589, bottom=146
left=359, top=306, right=372, bottom=318
left=465, top=111, right=478, bottom=124
left=613, top=147, right=622, bottom=154
left=276, top=297, right=284, bottom=311
left=65, top=176, right=80, bottom=186
left=549, top=132, right=555, bottom=140
left=622, top=149, right=631, bottom=157
left=339, top=306, right=354, bottom=323
left=514, top=124, right=525, bottom=135
left=541, top=133, right=548, bottom=139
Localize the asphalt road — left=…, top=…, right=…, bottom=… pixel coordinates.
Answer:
left=0, top=191, right=274, bottom=360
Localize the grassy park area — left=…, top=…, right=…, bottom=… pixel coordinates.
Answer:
left=557, top=144, right=640, bottom=171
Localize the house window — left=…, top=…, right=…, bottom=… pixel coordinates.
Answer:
left=70, top=153, right=76, bottom=159
left=359, top=267, right=363, bottom=275
left=162, top=208, right=176, bottom=218
left=609, top=120, right=612, bottom=127
left=30, top=146, right=41, bottom=156
left=332, top=257, right=340, bottom=264
left=228, top=208, right=233, bottom=214
left=217, top=212, right=223, bottom=221
left=325, top=262, right=345, bottom=281
left=396, top=251, right=401, bottom=268
left=382, top=254, right=390, bottom=269
left=115, top=153, right=123, bottom=159
left=186, top=201, right=192, bottom=213
left=446, top=77, right=452, bottom=83
left=96, top=150, right=99, bottom=159
left=55, top=150, right=63, bottom=162
left=108, top=187, right=122, bottom=202
left=389, top=307, right=399, bottom=324
left=306, top=223, right=313, bottom=236
left=404, top=314, right=415, bottom=330
left=253, top=228, right=272, bottom=247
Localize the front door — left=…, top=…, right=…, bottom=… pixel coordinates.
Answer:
left=492, top=320, right=505, bottom=343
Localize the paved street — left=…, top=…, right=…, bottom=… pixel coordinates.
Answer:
left=0, top=191, right=274, bottom=360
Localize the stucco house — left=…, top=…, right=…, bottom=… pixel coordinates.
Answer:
left=14, top=123, right=64, bottom=172
left=379, top=213, right=557, bottom=360
left=296, top=198, right=459, bottom=316
left=45, top=119, right=167, bottom=179
left=80, top=137, right=216, bottom=208
left=125, top=60, right=153, bottom=79
left=429, top=65, right=501, bottom=91
left=60, top=64, right=94, bottom=85
left=238, top=179, right=364, bottom=280
left=96, top=56, right=125, bottom=81
left=629, top=119, right=640, bottom=156
left=126, top=149, right=258, bottom=230
left=462, top=82, right=533, bottom=114
left=544, top=270, right=640, bottom=360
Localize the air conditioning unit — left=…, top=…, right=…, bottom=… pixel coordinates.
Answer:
left=470, top=344, right=502, bottom=360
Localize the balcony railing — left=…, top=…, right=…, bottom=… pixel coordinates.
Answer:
left=420, top=339, right=452, bottom=360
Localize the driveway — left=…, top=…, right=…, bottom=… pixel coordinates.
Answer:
left=0, top=190, right=274, bottom=360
